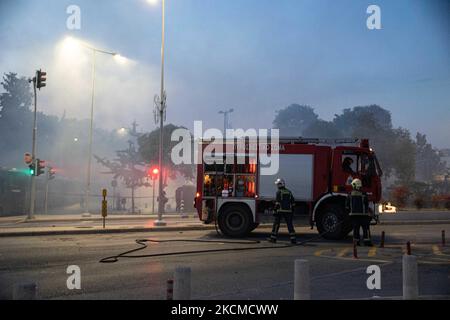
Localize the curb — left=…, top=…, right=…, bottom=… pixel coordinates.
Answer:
left=0, top=223, right=277, bottom=238
left=0, top=220, right=448, bottom=238
left=8, top=215, right=199, bottom=224
left=378, top=220, right=450, bottom=226
left=0, top=224, right=217, bottom=237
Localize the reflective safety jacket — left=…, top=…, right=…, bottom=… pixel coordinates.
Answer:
left=275, top=187, right=295, bottom=213
left=346, top=190, right=369, bottom=216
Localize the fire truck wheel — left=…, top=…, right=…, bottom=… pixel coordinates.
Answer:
left=316, top=204, right=349, bottom=240
left=218, top=205, right=252, bottom=237
left=248, top=223, right=260, bottom=233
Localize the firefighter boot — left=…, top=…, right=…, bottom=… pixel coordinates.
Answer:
left=267, top=236, right=277, bottom=244
left=289, top=233, right=297, bottom=245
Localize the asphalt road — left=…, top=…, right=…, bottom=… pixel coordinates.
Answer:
left=0, top=223, right=449, bottom=300
left=379, top=210, right=450, bottom=221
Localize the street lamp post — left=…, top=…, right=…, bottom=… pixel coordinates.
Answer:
left=80, top=44, right=123, bottom=217
left=154, top=0, right=167, bottom=226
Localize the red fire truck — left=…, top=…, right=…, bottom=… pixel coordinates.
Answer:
left=194, top=138, right=383, bottom=240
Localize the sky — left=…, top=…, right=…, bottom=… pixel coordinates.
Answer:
left=1, top=0, right=449, bottom=147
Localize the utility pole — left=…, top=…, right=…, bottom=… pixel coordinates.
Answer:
left=81, top=44, right=122, bottom=218
left=44, top=169, right=49, bottom=215
left=152, top=177, right=156, bottom=214
left=28, top=76, right=38, bottom=220
left=28, top=69, right=47, bottom=219
left=219, top=108, right=234, bottom=134
left=154, top=0, right=167, bottom=226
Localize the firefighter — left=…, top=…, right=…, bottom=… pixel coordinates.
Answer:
left=342, top=157, right=356, bottom=175
left=346, top=178, right=373, bottom=246
left=268, top=178, right=296, bottom=244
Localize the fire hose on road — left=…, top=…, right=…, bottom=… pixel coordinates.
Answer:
left=98, top=224, right=339, bottom=263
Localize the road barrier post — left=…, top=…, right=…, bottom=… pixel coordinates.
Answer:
left=166, top=279, right=173, bottom=300
left=380, top=231, right=385, bottom=248
left=406, top=241, right=412, bottom=255
left=294, top=259, right=310, bottom=300
left=353, top=240, right=358, bottom=259
left=173, top=266, right=191, bottom=300
left=402, top=254, right=418, bottom=300
left=180, top=199, right=188, bottom=219
left=13, top=282, right=37, bottom=300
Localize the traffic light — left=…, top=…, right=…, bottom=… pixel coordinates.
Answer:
left=36, top=159, right=45, bottom=176
left=36, top=69, right=47, bottom=90
left=28, top=163, right=35, bottom=176
left=148, top=166, right=159, bottom=180
left=48, top=167, right=56, bottom=180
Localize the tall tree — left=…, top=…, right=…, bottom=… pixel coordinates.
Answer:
left=415, top=132, right=446, bottom=182
left=0, top=73, right=34, bottom=164
left=302, top=119, right=342, bottom=138
left=94, top=122, right=150, bottom=213
left=333, top=105, right=393, bottom=134
left=273, top=104, right=318, bottom=136
left=138, top=124, right=194, bottom=183
left=0, top=72, right=32, bottom=117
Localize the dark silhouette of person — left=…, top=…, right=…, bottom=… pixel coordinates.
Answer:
left=342, top=157, right=356, bottom=175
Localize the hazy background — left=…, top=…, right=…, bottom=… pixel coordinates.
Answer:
left=0, top=0, right=449, bottom=214
left=1, top=0, right=449, bottom=147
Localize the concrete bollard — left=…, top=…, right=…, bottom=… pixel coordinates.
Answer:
left=180, top=200, right=188, bottom=218
left=402, top=254, right=419, bottom=300
left=173, top=266, right=191, bottom=300
left=294, top=259, right=310, bottom=300
left=166, top=279, right=174, bottom=300
left=13, top=282, right=37, bottom=300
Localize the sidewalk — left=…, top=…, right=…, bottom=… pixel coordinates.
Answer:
left=0, top=214, right=217, bottom=237
left=0, top=213, right=199, bottom=224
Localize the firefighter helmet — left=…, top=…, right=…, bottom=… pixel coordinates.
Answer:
left=351, top=178, right=362, bottom=190
left=274, top=178, right=285, bottom=187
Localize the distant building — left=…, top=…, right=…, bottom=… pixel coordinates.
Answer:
left=435, top=149, right=450, bottom=182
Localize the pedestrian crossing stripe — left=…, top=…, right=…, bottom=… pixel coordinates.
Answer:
left=314, top=249, right=329, bottom=257
left=432, top=245, right=443, bottom=256
left=337, top=248, right=350, bottom=257
left=313, top=245, right=450, bottom=262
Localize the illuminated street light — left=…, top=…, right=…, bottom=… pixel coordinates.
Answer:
left=117, top=127, right=128, bottom=136
left=61, top=36, right=128, bottom=218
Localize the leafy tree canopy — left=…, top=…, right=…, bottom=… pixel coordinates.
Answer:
left=273, top=104, right=318, bottom=136
left=138, top=124, right=194, bottom=181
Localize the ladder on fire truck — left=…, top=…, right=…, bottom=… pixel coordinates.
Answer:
left=278, top=137, right=360, bottom=145
left=199, top=137, right=361, bottom=144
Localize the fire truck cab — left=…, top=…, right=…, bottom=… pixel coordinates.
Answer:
left=194, top=138, right=382, bottom=240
